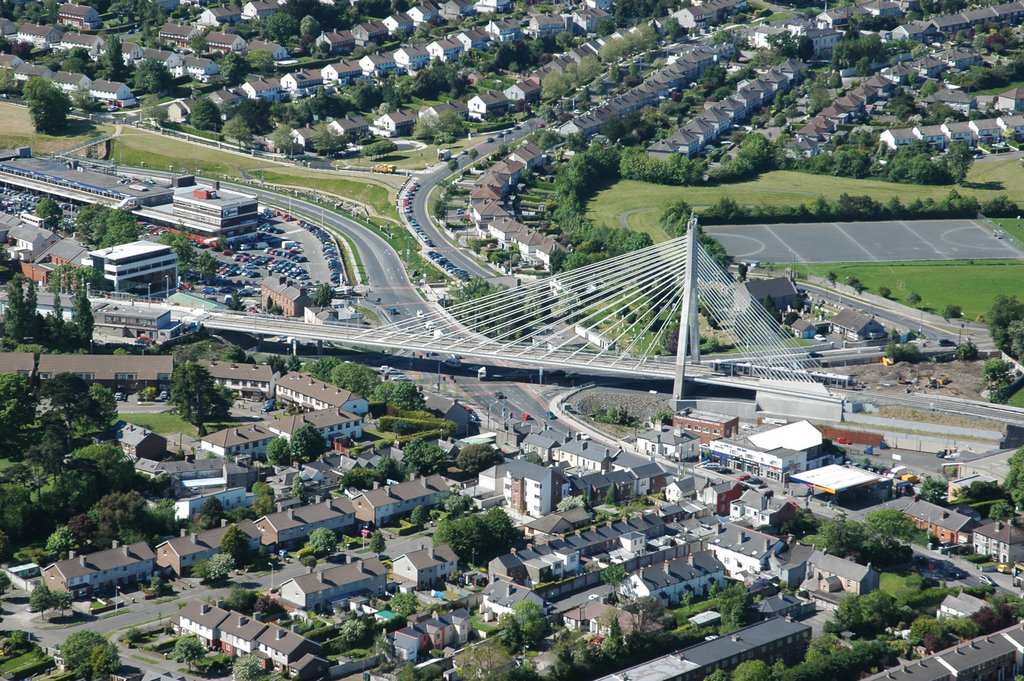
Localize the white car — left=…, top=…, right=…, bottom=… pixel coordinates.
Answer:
left=814, top=334, right=827, bottom=341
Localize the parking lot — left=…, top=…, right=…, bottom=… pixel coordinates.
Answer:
left=400, top=179, right=470, bottom=281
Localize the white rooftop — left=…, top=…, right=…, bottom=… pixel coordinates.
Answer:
left=789, top=464, right=885, bottom=493
left=88, top=240, right=170, bottom=260
left=747, top=420, right=821, bottom=452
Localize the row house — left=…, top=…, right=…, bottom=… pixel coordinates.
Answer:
left=973, top=519, right=1024, bottom=564
left=504, top=77, right=541, bottom=104
left=426, top=37, right=464, bottom=62
left=862, top=622, right=1024, bottom=681
left=121, top=41, right=145, bottom=63
left=247, top=39, right=288, bottom=61
left=409, top=2, right=440, bottom=25
left=275, top=372, right=369, bottom=414
left=43, top=541, right=155, bottom=597
left=488, top=542, right=580, bottom=586
left=352, top=474, right=451, bottom=526
left=56, top=32, right=105, bottom=58
left=200, top=423, right=276, bottom=458
left=52, top=70, right=91, bottom=93
left=706, top=523, right=781, bottom=580
left=394, top=45, right=430, bottom=72
left=528, top=13, right=566, bottom=37
left=392, top=544, right=459, bottom=590
left=267, top=407, right=364, bottom=444
left=468, top=90, right=509, bottom=120
left=359, top=53, right=397, bottom=78
left=627, top=552, right=727, bottom=605
left=729, top=489, right=797, bottom=528
left=999, top=115, right=1024, bottom=140
left=486, top=18, right=521, bottom=41
left=281, top=68, right=324, bottom=95
left=322, top=60, right=362, bottom=84
left=570, top=461, right=670, bottom=503
left=373, top=108, right=418, bottom=137
left=392, top=610, right=470, bottom=662
left=316, top=29, right=355, bottom=54
left=198, top=5, right=241, bottom=25
left=206, top=31, right=246, bottom=53
left=277, top=558, right=388, bottom=611
left=457, top=27, right=491, bottom=51
left=140, top=48, right=180, bottom=69
left=383, top=12, right=414, bottom=35
left=352, top=21, right=389, bottom=46
left=899, top=499, right=977, bottom=545
left=17, top=23, right=63, bottom=49
left=58, top=3, right=102, bottom=28
left=441, top=0, right=475, bottom=19
left=420, top=101, right=468, bottom=123
left=255, top=496, right=357, bottom=549
left=572, top=6, right=609, bottom=33
left=159, top=22, right=199, bottom=49
left=178, top=55, right=219, bottom=82
left=241, top=76, right=282, bottom=100
left=329, top=114, right=370, bottom=138
left=156, top=521, right=261, bottom=576
left=90, top=79, right=134, bottom=104
left=923, top=86, right=975, bottom=113
left=242, top=0, right=278, bottom=20
left=201, top=360, right=274, bottom=400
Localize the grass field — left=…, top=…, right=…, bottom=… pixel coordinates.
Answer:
left=336, top=136, right=475, bottom=171
left=110, top=130, right=398, bottom=217
left=880, top=571, right=923, bottom=599
left=973, top=79, right=1024, bottom=95
left=0, top=104, right=113, bottom=153
left=587, top=162, right=1024, bottom=239
left=121, top=411, right=242, bottom=437
left=778, top=259, right=1024, bottom=319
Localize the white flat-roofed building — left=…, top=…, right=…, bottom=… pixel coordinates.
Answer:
left=169, top=181, right=258, bottom=239
left=83, top=240, right=178, bottom=294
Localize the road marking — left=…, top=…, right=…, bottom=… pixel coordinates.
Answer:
left=900, top=221, right=950, bottom=260
left=762, top=224, right=807, bottom=263
left=832, top=223, right=880, bottom=261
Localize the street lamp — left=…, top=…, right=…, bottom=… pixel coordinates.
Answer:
left=146, top=282, right=151, bottom=299
left=114, top=586, right=121, bottom=611
left=165, top=275, right=170, bottom=297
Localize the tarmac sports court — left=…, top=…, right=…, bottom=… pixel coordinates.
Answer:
left=702, top=219, right=1024, bottom=263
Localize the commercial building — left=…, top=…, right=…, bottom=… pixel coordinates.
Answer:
left=707, top=420, right=827, bottom=482
left=672, top=409, right=740, bottom=446
left=168, top=181, right=258, bottom=240
left=83, top=241, right=178, bottom=294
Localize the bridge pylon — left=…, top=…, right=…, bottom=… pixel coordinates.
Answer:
left=672, top=213, right=701, bottom=402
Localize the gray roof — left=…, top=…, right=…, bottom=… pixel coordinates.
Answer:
left=940, top=591, right=988, bottom=617
left=744, top=277, right=798, bottom=303
left=482, top=579, right=543, bottom=607
left=903, top=500, right=977, bottom=533
left=632, top=551, right=724, bottom=589
left=806, top=549, right=874, bottom=582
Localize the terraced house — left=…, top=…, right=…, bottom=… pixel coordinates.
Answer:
left=43, top=541, right=155, bottom=597
left=254, top=497, right=356, bottom=549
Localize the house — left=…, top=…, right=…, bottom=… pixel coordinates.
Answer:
left=900, top=499, right=977, bottom=545
left=383, top=12, right=414, bottom=35
left=829, top=308, right=887, bottom=341
left=254, top=497, right=357, bottom=549
left=456, top=28, right=490, bottom=51
left=799, top=548, right=879, bottom=599
left=925, top=87, right=975, bottom=113
left=275, top=372, right=369, bottom=414
left=351, top=474, right=450, bottom=526
left=155, top=522, right=261, bottom=576
left=242, top=1, right=278, bottom=20
left=970, top=118, right=1002, bottom=145
left=219, top=611, right=270, bottom=657
left=281, top=69, right=324, bottom=94
left=729, top=490, right=797, bottom=528
left=441, top=0, right=475, bottom=20
left=261, top=277, right=310, bottom=315
left=17, top=23, right=63, bottom=49
left=504, top=78, right=542, bottom=104
left=89, top=79, right=134, bottom=105
left=705, top=524, right=781, bottom=579
left=972, top=519, right=1024, bottom=564
left=485, top=18, right=521, bottom=41
left=938, top=591, right=989, bottom=619
left=246, top=39, right=288, bottom=61
left=256, top=623, right=325, bottom=675
left=481, top=579, right=544, bottom=616
left=861, top=622, right=1024, bottom=681
left=426, top=38, right=464, bottom=62
left=322, top=61, right=363, bottom=85
left=37, top=354, right=173, bottom=392
left=267, top=408, right=364, bottom=445
left=564, top=602, right=649, bottom=637
left=394, top=46, right=429, bottom=72
left=744, top=277, right=800, bottom=311
left=159, top=22, right=199, bottom=48
left=177, top=600, right=230, bottom=646
left=468, top=91, right=510, bottom=120
left=200, top=423, right=276, bottom=458
left=392, top=544, right=459, bottom=589
left=523, top=507, right=591, bottom=538
left=374, top=108, right=418, bottom=137
left=627, top=551, right=727, bottom=605
left=880, top=127, right=918, bottom=150
left=0, top=351, right=35, bottom=379
left=359, top=53, right=397, bottom=78
left=352, top=21, right=389, bottom=46
left=201, top=360, right=275, bottom=400
left=241, top=76, right=282, bottom=101
left=476, top=0, right=513, bottom=14
left=57, top=32, right=106, bottom=57
left=408, top=2, right=439, bottom=25
left=392, top=610, right=470, bottom=662
left=118, top=423, right=167, bottom=460
left=571, top=7, right=609, bottom=33
left=206, top=31, right=247, bottom=53
left=478, top=459, right=565, bottom=517
left=635, top=426, right=699, bottom=461
left=198, top=6, right=241, bottom=25
left=277, top=558, right=388, bottom=611
left=43, top=541, right=156, bottom=596
left=52, top=70, right=91, bottom=93
left=996, top=87, right=1024, bottom=113
left=942, top=121, right=976, bottom=146
left=672, top=409, right=739, bottom=446
left=528, top=13, right=566, bottom=38
left=59, top=3, right=101, bottom=28
left=699, top=481, right=744, bottom=515
left=316, top=30, right=355, bottom=54
left=179, top=56, right=219, bottom=82
left=329, top=114, right=369, bottom=138
left=750, top=593, right=815, bottom=621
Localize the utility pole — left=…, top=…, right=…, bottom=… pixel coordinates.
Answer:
left=672, top=213, right=701, bottom=403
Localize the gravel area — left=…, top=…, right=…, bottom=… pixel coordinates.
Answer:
left=844, top=359, right=985, bottom=400
left=573, top=388, right=670, bottom=426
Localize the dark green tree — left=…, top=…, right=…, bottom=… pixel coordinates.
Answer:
left=168, top=361, right=233, bottom=434
left=24, top=78, right=71, bottom=133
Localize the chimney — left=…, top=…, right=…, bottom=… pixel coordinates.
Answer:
left=123, top=545, right=130, bottom=556
left=356, top=559, right=365, bottom=573
left=739, top=531, right=746, bottom=542
left=315, top=495, right=322, bottom=504
left=276, top=628, right=287, bottom=639
left=201, top=604, right=211, bottom=614
left=221, top=518, right=229, bottom=528
left=191, top=534, right=198, bottom=544
left=239, top=616, right=249, bottom=626
left=942, top=511, right=949, bottom=519
left=288, top=509, right=295, bottom=519
left=68, top=550, right=76, bottom=559
left=687, top=554, right=694, bottom=566
left=181, top=528, right=188, bottom=537
left=317, top=571, right=325, bottom=583
left=79, top=555, right=86, bottom=566
left=112, top=539, right=121, bottom=549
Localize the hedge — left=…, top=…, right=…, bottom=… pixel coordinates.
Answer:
left=378, top=416, right=455, bottom=436
left=9, top=657, right=53, bottom=680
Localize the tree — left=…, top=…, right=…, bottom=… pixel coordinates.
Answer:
left=312, top=121, right=344, bottom=156
left=820, top=513, right=867, bottom=557
left=290, top=424, right=326, bottom=463
left=943, top=304, right=963, bottom=319
left=134, top=59, right=172, bottom=94
left=410, top=505, right=428, bottom=526
left=233, top=655, right=267, bottom=681
left=363, top=139, right=398, bottom=159
left=982, top=359, right=1015, bottom=404
left=557, top=496, right=586, bottom=512
left=140, top=94, right=168, bottom=126
left=500, top=599, right=548, bottom=652
left=265, top=12, right=298, bottom=43
left=220, top=52, right=250, bottom=85
left=0, top=572, right=10, bottom=595
left=456, top=444, right=503, bottom=474
left=102, top=35, right=128, bottom=82
left=330, top=362, right=380, bottom=397
left=308, top=527, right=337, bottom=556
left=24, top=77, right=71, bottom=134
left=199, top=496, right=224, bottom=529
left=907, top=291, right=923, bottom=308
left=190, top=97, right=222, bottom=132
left=918, top=478, right=947, bottom=504
left=61, top=631, right=120, bottom=680
left=403, top=438, right=448, bottom=475
left=51, top=589, right=73, bottom=618
left=266, top=437, right=292, bottom=466
left=601, top=564, right=628, bottom=603
left=733, top=660, right=773, bottom=681
left=863, top=509, right=916, bottom=551
left=36, top=197, right=63, bottom=228
left=0, top=374, right=36, bottom=451
left=390, top=591, right=421, bottom=617
left=300, top=14, right=321, bottom=37
left=368, top=530, right=385, bottom=554
left=46, top=526, right=78, bottom=558
left=989, top=499, right=1014, bottom=520
left=270, top=124, right=298, bottom=157
left=168, top=361, right=233, bottom=434
left=945, top=140, right=973, bottom=184
left=171, top=635, right=207, bottom=670
left=221, top=524, right=251, bottom=566
left=30, top=584, right=54, bottom=619
left=312, top=282, right=333, bottom=307
left=199, top=552, right=235, bottom=583
left=223, top=115, right=253, bottom=147
left=224, top=585, right=258, bottom=614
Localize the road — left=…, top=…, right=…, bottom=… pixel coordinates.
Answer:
left=406, top=119, right=543, bottom=281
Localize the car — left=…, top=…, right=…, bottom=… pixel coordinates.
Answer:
left=114, top=392, right=126, bottom=401
left=979, top=575, right=996, bottom=586
left=997, top=563, right=1012, bottom=574
left=486, top=137, right=495, bottom=143
left=835, top=437, right=853, bottom=445
left=158, top=391, right=169, bottom=401
left=737, top=473, right=751, bottom=481
left=521, top=412, right=531, bottom=420
left=588, top=594, right=601, bottom=602
left=814, top=334, right=827, bottom=341
left=938, top=339, right=956, bottom=347
left=546, top=410, right=557, bottom=419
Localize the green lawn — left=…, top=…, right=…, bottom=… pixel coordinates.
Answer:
left=779, top=260, right=1024, bottom=320
left=880, top=571, right=923, bottom=599
left=0, top=103, right=113, bottom=154
left=1010, top=386, right=1024, bottom=408
left=121, top=411, right=242, bottom=437
left=256, top=169, right=394, bottom=219
left=972, top=79, right=1024, bottom=95
left=990, top=216, right=1024, bottom=244
left=587, top=162, right=1024, bottom=239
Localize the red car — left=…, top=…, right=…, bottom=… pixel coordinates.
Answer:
left=835, top=437, right=853, bottom=445
left=737, top=474, right=751, bottom=481
left=522, top=413, right=531, bottom=420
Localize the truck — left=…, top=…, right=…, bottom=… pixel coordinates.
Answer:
left=477, top=366, right=487, bottom=380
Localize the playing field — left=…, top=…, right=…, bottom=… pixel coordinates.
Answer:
left=0, top=103, right=113, bottom=153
